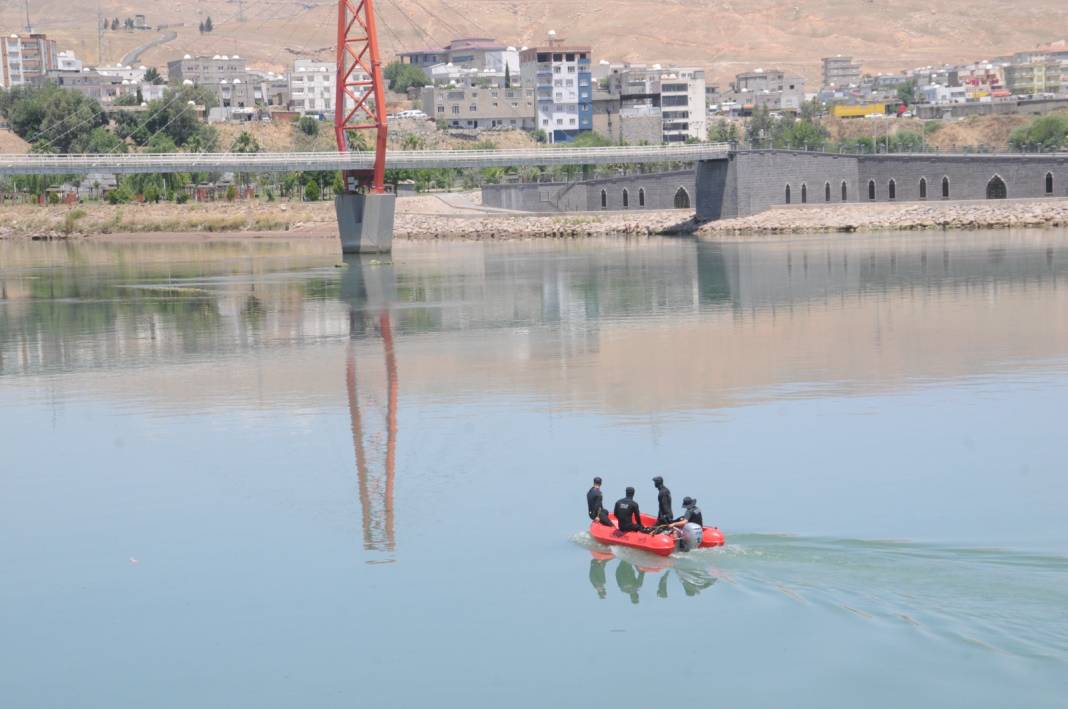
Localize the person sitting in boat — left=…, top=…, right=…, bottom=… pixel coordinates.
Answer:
left=614, top=487, right=645, bottom=533
left=670, top=497, right=704, bottom=551
left=587, top=476, right=612, bottom=526
left=652, top=476, right=674, bottom=527
left=670, top=496, right=703, bottom=528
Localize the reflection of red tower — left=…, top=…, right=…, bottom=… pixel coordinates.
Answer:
left=346, top=310, right=397, bottom=555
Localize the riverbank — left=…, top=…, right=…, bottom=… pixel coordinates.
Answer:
left=4, top=193, right=1068, bottom=241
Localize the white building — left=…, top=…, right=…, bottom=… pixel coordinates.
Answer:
left=57, top=50, right=82, bottom=72
left=658, top=67, right=706, bottom=142
left=518, top=37, right=593, bottom=143
left=289, top=59, right=367, bottom=115
left=96, top=63, right=147, bottom=83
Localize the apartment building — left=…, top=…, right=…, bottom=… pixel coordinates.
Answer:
left=399, top=37, right=519, bottom=75
left=167, top=54, right=247, bottom=83
left=604, top=63, right=707, bottom=142
left=168, top=55, right=287, bottom=110
left=730, top=68, right=805, bottom=112
left=420, top=81, right=536, bottom=130
left=821, top=55, right=861, bottom=88
left=32, top=69, right=124, bottom=101
left=519, top=42, right=593, bottom=143
left=1004, top=60, right=1063, bottom=95
left=291, top=60, right=337, bottom=114
left=0, top=34, right=58, bottom=88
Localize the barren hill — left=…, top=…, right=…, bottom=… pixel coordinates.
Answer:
left=4, top=0, right=1068, bottom=85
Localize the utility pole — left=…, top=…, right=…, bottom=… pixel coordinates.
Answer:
left=24, top=0, right=33, bottom=33
left=96, top=0, right=103, bottom=64
left=238, top=0, right=246, bottom=22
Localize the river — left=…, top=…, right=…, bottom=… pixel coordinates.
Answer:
left=1, top=232, right=1067, bottom=707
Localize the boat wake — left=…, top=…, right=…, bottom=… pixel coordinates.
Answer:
left=573, top=530, right=1068, bottom=662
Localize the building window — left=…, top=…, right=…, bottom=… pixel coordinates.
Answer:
left=674, top=187, right=691, bottom=209
left=888, top=179, right=896, bottom=200
left=452, top=105, right=460, bottom=114
left=942, top=176, right=950, bottom=198
left=600, top=189, right=607, bottom=209
left=841, top=181, right=848, bottom=201
left=987, top=175, right=1007, bottom=199
left=801, top=183, right=808, bottom=203
left=824, top=182, right=831, bottom=202
left=622, top=189, right=629, bottom=208
left=919, top=177, right=927, bottom=199
left=638, top=188, right=646, bottom=207
left=785, top=184, right=791, bottom=204
left=1046, top=172, right=1054, bottom=194
left=868, top=180, right=876, bottom=201
left=469, top=104, right=477, bottom=112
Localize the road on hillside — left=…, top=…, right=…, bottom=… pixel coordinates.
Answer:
left=121, top=30, right=178, bottom=66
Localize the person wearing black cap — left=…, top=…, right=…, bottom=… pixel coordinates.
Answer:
left=671, top=496, right=703, bottom=528
left=587, top=477, right=612, bottom=526
left=652, top=476, right=673, bottom=527
left=614, top=486, right=644, bottom=533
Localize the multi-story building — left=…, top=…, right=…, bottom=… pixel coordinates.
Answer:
left=605, top=64, right=707, bottom=142
left=399, top=38, right=519, bottom=75
left=0, top=34, right=58, bottom=88
left=168, top=55, right=288, bottom=111
left=1004, top=61, right=1063, bottom=95
left=420, top=81, right=536, bottom=130
left=167, top=54, right=246, bottom=84
left=57, top=50, right=82, bottom=72
left=32, top=69, right=124, bottom=101
left=519, top=41, right=593, bottom=143
left=821, top=55, right=861, bottom=89
left=730, top=68, right=805, bottom=112
left=290, top=59, right=338, bottom=114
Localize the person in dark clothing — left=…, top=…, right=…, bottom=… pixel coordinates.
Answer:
left=670, top=496, right=704, bottom=528
left=614, top=486, right=644, bottom=533
left=652, top=476, right=673, bottom=526
left=587, top=476, right=612, bottom=526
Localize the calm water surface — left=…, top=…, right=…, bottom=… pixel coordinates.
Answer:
left=2, top=233, right=1067, bottom=707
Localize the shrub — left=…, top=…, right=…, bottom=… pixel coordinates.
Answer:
left=225, top=184, right=237, bottom=202
left=304, top=179, right=320, bottom=201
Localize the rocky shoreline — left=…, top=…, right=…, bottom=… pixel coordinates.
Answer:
left=3, top=195, right=1068, bottom=242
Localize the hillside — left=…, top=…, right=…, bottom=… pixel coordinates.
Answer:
left=5, top=0, right=1068, bottom=86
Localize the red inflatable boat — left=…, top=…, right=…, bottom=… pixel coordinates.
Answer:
left=589, top=513, right=725, bottom=557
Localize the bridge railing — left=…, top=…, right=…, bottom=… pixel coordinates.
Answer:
left=0, top=143, right=734, bottom=175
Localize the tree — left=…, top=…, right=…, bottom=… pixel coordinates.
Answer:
left=198, top=21, right=205, bottom=34
left=136, top=87, right=144, bottom=105
left=145, top=134, right=178, bottom=153
left=780, top=118, right=829, bottom=150
left=504, top=64, right=511, bottom=89
left=230, top=131, right=261, bottom=153
left=1009, top=115, right=1068, bottom=152
left=204, top=16, right=214, bottom=32
left=297, top=115, right=319, bottom=137
left=121, top=86, right=217, bottom=148
left=382, top=62, right=428, bottom=93
left=144, top=67, right=163, bottom=85
left=304, top=178, right=321, bottom=201
left=896, top=80, right=917, bottom=106
left=0, top=84, right=107, bottom=153
left=225, top=184, right=237, bottom=202
left=708, top=119, right=738, bottom=143
left=69, top=126, right=127, bottom=154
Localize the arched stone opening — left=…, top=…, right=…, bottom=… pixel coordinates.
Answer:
left=888, top=179, right=896, bottom=200
left=801, top=183, right=807, bottom=204
left=1046, top=172, right=1054, bottom=195
left=824, top=182, right=831, bottom=202
left=785, top=184, right=791, bottom=204
left=673, top=187, right=690, bottom=209
left=638, top=188, right=646, bottom=207
left=622, top=188, right=629, bottom=208
left=941, top=176, right=950, bottom=199
left=986, top=175, right=1007, bottom=200
left=919, top=177, right=927, bottom=199
left=868, top=180, right=876, bottom=201
left=600, top=189, right=607, bottom=209
left=841, top=181, right=848, bottom=201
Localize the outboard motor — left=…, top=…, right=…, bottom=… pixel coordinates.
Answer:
left=678, top=522, right=703, bottom=552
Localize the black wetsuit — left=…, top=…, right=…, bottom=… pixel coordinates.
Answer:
left=680, top=505, right=703, bottom=527
left=614, top=496, right=643, bottom=532
left=655, top=485, right=674, bottom=526
left=587, top=486, right=603, bottom=520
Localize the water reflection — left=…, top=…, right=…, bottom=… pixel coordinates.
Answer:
left=589, top=551, right=718, bottom=603
left=342, top=255, right=399, bottom=559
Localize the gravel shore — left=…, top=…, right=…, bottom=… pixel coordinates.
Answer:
left=3, top=193, right=1068, bottom=242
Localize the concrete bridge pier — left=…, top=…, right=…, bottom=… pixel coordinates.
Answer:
left=336, top=192, right=396, bottom=254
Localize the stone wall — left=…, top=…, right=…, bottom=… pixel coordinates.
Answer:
left=481, top=170, right=696, bottom=212
left=857, top=155, right=1068, bottom=201
left=696, top=151, right=859, bottom=220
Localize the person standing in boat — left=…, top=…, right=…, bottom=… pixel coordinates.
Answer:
left=652, top=476, right=674, bottom=527
left=587, top=476, right=612, bottom=526
left=614, top=487, right=644, bottom=533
